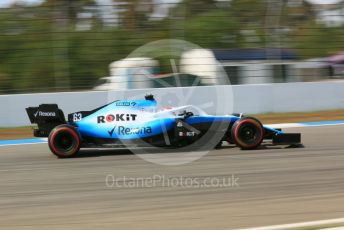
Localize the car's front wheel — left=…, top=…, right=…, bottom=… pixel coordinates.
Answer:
left=231, top=117, right=264, bottom=150
left=48, top=125, right=81, bottom=158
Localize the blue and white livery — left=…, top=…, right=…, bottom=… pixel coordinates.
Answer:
left=26, top=95, right=301, bottom=158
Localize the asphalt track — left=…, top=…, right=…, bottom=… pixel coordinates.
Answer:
left=0, top=125, right=343, bottom=230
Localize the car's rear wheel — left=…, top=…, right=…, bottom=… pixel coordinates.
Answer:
left=48, top=125, right=81, bottom=158
left=231, top=117, right=264, bottom=150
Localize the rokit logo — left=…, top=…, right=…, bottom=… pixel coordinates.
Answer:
left=97, top=114, right=137, bottom=123
left=35, top=111, right=56, bottom=117
left=108, top=126, right=152, bottom=137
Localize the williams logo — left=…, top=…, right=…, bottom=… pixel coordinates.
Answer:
left=115, top=102, right=136, bottom=106
left=108, top=126, right=152, bottom=137
left=98, top=114, right=137, bottom=123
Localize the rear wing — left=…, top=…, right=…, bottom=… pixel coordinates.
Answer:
left=26, top=104, right=66, bottom=137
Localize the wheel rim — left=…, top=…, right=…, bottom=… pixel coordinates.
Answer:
left=50, top=128, right=79, bottom=156
left=54, top=131, right=76, bottom=152
left=239, top=124, right=258, bottom=144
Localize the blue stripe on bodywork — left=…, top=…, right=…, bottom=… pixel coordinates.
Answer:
left=77, top=117, right=177, bottom=139
left=185, top=115, right=238, bottom=124
left=77, top=114, right=238, bottom=140
left=264, top=126, right=285, bottom=135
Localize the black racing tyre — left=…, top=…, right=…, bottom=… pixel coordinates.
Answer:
left=231, top=117, right=264, bottom=150
left=48, top=125, right=81, bottom=158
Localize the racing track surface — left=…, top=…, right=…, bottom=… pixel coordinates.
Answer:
left=0, top=125, right=343, bottom=230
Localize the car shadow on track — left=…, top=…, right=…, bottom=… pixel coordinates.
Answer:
left=219, top=143, right=304, bottom=151
left=75, top=148, right=134, bottom=158
left=75, top=147, right=216, bottom=158
left=72, top=143, right=304, bottom=158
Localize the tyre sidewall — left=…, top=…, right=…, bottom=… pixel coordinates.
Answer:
left=231, top=117, right=264, bottom=150
left=48, top=125, right=81, bottom=158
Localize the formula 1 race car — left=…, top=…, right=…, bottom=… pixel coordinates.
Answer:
left=26, top=95, right=301, bottom=158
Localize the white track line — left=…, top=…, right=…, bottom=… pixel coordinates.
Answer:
left=267, top=123, right=304, bottom=129
left=239, top=217, right=344, bottom=230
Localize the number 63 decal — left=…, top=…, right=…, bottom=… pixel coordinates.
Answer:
left=73, top=113, right=82, bottom=122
